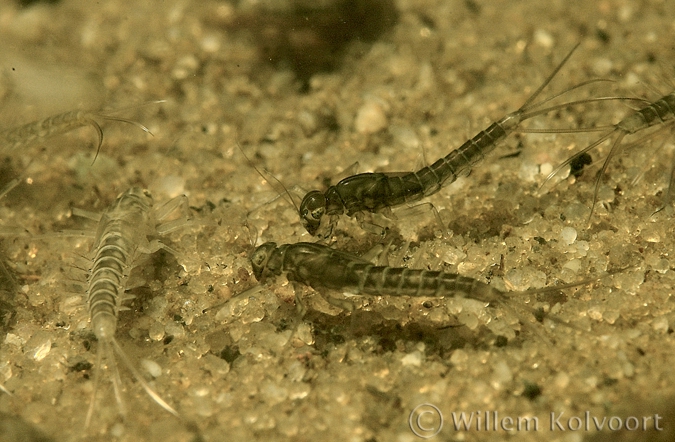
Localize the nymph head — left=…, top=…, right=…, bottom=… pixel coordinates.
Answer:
left=250, top=242, right=278, bottom=281
left=115, top=187, right=154, bottom=212
left=299, top=190, right=327, bottom=236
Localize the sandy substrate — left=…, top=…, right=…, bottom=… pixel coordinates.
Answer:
left=1, top=0, right=675, bottom=441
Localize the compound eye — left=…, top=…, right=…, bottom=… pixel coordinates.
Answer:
left=251, top=249, right=267, bottom=268
left=310, top=207, right=324, bottom=221
left=300, top=192, right=326, bottom=221
left=250, top=243, right=276, bottom=280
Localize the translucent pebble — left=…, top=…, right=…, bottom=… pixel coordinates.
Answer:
left=491, top=360, right=513, bottom=386
left=416, top=62, right=435, bottom=91
left=562, top=259, right=581, bottom=273
left=596, top=185, right=614, bottom=204
left=61, top=296, right=82, bottom=315
left=617, top=351, right=634, bottom=378
left=539, top=162, right=553, bottom=176
left=612, top=271, right=644, bottom=293
left=592, top=58, right=614, bottom=76
left=504, top=269, right=525, bottom=289
left=261, top=380, right=288, bottom=406
left=588, top=306, right=603, bottom=321
left=618, top=5, right=634, bottom=21
left=150, top=175, right=186, bottom=199
left=504, top=268, right=546, bottom=291
left=242, top=346, right=264, bottom=359
left=486, top=319, right=516, bottom=340
left=261, top=290, right=282, bottom=316
left=554, top=371, right=569, bottom=389
left=606, top=361, right=624, bottom=380
left=457, top=311, right=479, bottom=330
left=624, top=328, right=642, bottom=339
left=201, top=354, right=230, bottom=380
left=110, top=423, right=125, bottom=438
left=286, top=360, right=307, bottom=382
left=4, top=333, right=22, bottom=347
left=141, top=359, right=162, bottom=378
left=560, top=226, right=577, bottom=245
left=297, top=110, right=317, bottom=134
left=25, top=332, right=52, bottom=362
left=191, top=388, right=215, bottom=417
left=172, top=54, right=199, bottom=80
left=457, top=261, right=477, bottom=274
left=441, top=247, right=467, bottom=265
left=519, top=160, right=539, bottom=182
left=240, top=304, right=266, bottom=324
left=575, top=240, right=589, bottom=257
left=559, top=268, right=577, bottom=283
left=31, top=340, right=52, bottom=362
left=28, top=291, right=46, bottom=307
left=534, top=29, right=554, bottom=48
left=646, top=254, right=670, bottom=273
left=444, top=298, right=463, bottom=316
left=608, top=243, right=639, bottom=267
left=355, top=100, right=387, bottom=134
left=0, top=361, right=11, bottom=382
left=215, top=296, right=250, bottom=322
left=428, top=307, right=450, bottom=324
left=389, top=125, right=419, bottom=149
left=262, top=330, right=291, bottom=350
left=228, top=324, right=244, bottom=342
left=200, top=34, right=221, bottom=53
left=600, top=334, right=621, bottom=349
left=128, top=327, right=142, bottom=340
left=288, top=383, right=310, bottom=400
left=652, top=316, right=669, bottom=333
left=602, top=310, right=620, bottom=324
left=146, top=297, right=169, bottom=320
left=639, top=224, right=661, bottom=243
left=449, top=349, right=468, bottom=367
left=148, top=322, right=165, bottom=341
left=401, top=350, right=423, bottom=367
left=584, top=375, right=599, bottom=389
left=165, top=321, right=186, bottom=339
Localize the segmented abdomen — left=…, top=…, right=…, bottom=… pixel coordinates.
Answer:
left=86, top=189, right=152, bottom=340
left=348, top=264, right=497, bottom=302
left=332, top=117, right=518, bottom=214
left=0, top=110, right=88, bottom=152
left=257, top=242, right=500, bottom=304
left=618, top=92, right=675, bottom=134
left=87, top=223, right=135, bottom=339
left=414, top=118, right=513, bottom=196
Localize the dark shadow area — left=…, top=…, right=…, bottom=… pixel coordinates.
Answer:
left=0, top=412, right=54, bottom=442
left=0, top=254, right=17, bottom=335
left=17, top=0, right=60, bottom=6
left=302, top=306, right=516, bottom=360
left=227, top=0, right=399, bottom=89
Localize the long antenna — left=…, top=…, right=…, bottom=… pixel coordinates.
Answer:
left=236, top=139, right=300, bottom=213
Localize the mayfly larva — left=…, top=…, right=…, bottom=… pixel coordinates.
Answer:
left=0, top=104, right=159, bottom=159
left=299, top=44, right=602, bottom=237
left=545, top=90, right=675, bottom=219
left=77, top=186, right=188, bottom=428
left=250, top=241, right=603, bottom=333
